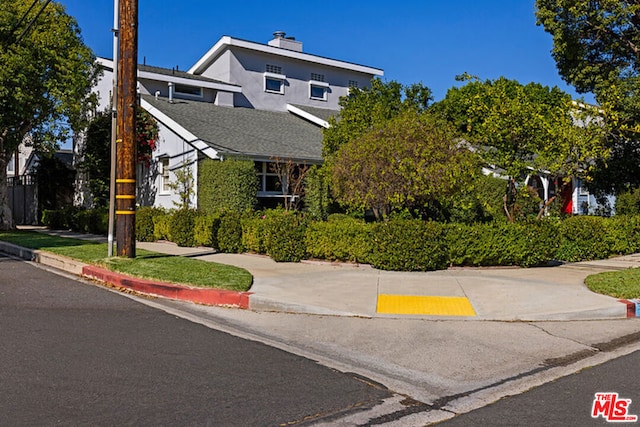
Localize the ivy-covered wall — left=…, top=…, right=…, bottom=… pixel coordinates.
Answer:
left=197, top=158, right=257, bottom=214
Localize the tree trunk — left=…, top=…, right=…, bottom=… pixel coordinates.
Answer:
left=0, top=147, right=16, bottom=230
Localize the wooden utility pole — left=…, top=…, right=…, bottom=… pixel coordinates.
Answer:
left=116, top=0, right=138, bottom=258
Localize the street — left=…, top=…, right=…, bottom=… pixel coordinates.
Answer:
left=0, top=255, right=390, bottom=426
left=435, top=349, right=640, bottom=426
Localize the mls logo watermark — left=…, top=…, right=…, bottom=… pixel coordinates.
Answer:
left=592, top=392, right=638, bottom=422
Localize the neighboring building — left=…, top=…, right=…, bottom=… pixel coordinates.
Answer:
left=90, top=32, right=384, bottom=210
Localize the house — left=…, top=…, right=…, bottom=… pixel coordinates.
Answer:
left=89, top=32, right=384, bottom=210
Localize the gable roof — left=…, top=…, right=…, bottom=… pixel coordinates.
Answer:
left=188, top=36, right=384, bottom=77
left=141, top=95, right=324, bottom=162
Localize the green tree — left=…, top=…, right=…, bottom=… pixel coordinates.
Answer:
left=433, top=75, right=606, bottom=221
left=79, top=109, right=159, bottom=207
left=322, top=78, right=432, bottom=158
left=0, top=0, right=100, bottom=229
left=329, top=110, right=479, bottom=221
left=536, top=0, right=640, bottom=192
left=168, top=161, right=194, bottom=210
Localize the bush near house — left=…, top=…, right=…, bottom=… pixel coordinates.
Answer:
left=197, top=158, right=258, bottom=214
left=41, top=207, right=640, bottom=272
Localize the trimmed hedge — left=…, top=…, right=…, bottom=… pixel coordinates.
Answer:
left=197, top=158, right=257, bottom=214
left=446, top=220, right=558, bottom=267
left=40, top=205, right=640, bottom=272
left=556, top=216, right=609, bottom=262
left=262, top=211, right=308, bottom=262
left=305, top=215, right=374, bottom=263
left=217, top=211, right=245, bottom=253
left=169, top=209, right=198, bottom=247
left=370, top=219, right=448, bottom=271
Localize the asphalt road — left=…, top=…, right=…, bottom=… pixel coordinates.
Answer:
left=436, top=349, right=640, bottom=426
left=0, top=255, right=390, bottom=426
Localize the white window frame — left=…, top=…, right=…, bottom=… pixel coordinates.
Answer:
left=309, top=80, right=329, bottom=101
left=159, top=158, right=171, bottom=193
left=264, top=72, right=286, bottom=94
left=256, top=161, right=284, bottom=195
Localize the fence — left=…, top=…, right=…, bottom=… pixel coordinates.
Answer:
left=8, top=174, right=38, bottom=225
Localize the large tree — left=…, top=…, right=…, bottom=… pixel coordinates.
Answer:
left=0, top=0, right=99, bottom=229
left=330, top=110, right=479, bottom=221
left=322, top=78, right=432, bottom=158
left=433, top=75, right=606, bottom=220
left=536, top=0, right=640, bottom=192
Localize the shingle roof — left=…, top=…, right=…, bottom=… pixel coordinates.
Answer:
left=142, top=95, right=324, bottom=162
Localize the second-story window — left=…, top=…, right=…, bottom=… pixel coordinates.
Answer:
left=264, top=65, right=286, bottom=95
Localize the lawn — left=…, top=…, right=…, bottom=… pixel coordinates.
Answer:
left=0, top=230, right=252, bottom=292
left=585, top=268, right=640, bottom=300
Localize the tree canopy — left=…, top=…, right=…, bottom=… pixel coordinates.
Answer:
left=536, top=0, right=640, bottom=192
left=433, top=75, right=607, bottom=181
left=329, top=110, right=479, bottom=220
left=322, top=78, right=432, bottom=158
left=0, top=0, right=99, bottom=229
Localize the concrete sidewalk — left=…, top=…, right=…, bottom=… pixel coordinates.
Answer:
left=139, top=241, right=638, bottom=321
left=3, top=227, right=639, bottom=321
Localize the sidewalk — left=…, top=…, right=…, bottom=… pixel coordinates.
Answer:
left=5, top=227, right=640, bottom=321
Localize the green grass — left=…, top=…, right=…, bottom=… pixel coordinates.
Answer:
left=0, top=230, right=252, bottom=292
left=585, top=269, right=640, bottom=299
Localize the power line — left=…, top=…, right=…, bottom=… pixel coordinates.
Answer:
left=14, top=0, right=53, bottom=46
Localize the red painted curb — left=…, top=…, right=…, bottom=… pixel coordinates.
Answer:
left=82, top=265, right=251, bottom=308
left=618, top=299, right=637, bottom=318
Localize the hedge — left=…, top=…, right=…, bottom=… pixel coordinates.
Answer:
left=197, top=158, right=257, bottom=214
left=39, top=206, right=640, bottom=272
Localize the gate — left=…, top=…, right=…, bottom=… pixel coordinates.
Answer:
left=8, top=175, right=38, bottom=225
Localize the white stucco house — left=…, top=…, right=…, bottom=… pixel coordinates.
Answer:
left=90, top=32, right=383, bottom=210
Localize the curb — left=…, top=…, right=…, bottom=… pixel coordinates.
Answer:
left=82, top=266, right=252, bottom=308
left=619, top=299, right=640, bottom=318
left=0, top=241, right=252, bottom=309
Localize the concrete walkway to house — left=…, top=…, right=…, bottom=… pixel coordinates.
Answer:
left=7, top=226, right=640, bottom=321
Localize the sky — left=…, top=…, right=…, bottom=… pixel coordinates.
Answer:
left=58, top=0, right=595, bottom=104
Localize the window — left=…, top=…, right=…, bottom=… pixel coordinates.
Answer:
left=160, top=158, right=170, bottom=193
left=309, top=80, right=329, bottom=101
left=311, top=73, right=325, bottom=82
left=264, top=73, right=285, bottom=94
left=174, top=84, right=203, bottom=97
left=256, top=161, right=283, bottom=194
left=349, top=80, right=359, bottom=89
left=264, top=65, right=285, bottom=94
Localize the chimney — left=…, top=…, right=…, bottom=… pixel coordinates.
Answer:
left=268, top=31, right=303, bottom=52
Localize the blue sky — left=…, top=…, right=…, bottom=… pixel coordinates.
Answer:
left=58, top=0, right=594, bottom=104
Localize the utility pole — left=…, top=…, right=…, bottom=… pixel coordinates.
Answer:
left=116, top=0, right=138, bottom=258
left=107, top=0, right=119, bottom=257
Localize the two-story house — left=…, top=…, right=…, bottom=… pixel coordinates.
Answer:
left=91, top=32, right=383, bottom=210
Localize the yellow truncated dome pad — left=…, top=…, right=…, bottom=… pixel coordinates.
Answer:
left=377, top=294, right=477, bottom=316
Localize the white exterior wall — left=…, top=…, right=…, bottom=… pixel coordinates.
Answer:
left=148, top=120, right=199, bottom=210
left=201, top=47, right=373, bottom=111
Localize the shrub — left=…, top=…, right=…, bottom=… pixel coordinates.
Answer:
left=217, top=211, right=245, bottom=253
left=169, top=209, right=198, bottom=247
left=305, top=216, right=374, bottom=263
left=446, top=220, right=558, bottom=267
left=136, top=207, right=164, bottom=242
left=194, top=214, right=221, bottom=248
left=153, top=212, right=171, bottom=241
left=41, top=209, right=66, bottom=230
left=262, top=211, right=308, bottom=262
left=369, top=219, right=448, bottom=271
left=605, top=215, right=640, bottom=255
left=556, top=216, right=610, bottom=262
left=242, top=214, right=268, bottom=254
left=197, top=158, right=257, bottom=214
left=615, top=188, right=640, bottom=215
